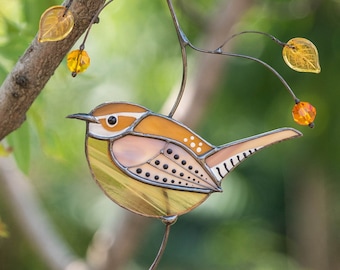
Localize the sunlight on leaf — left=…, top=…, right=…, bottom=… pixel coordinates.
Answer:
left=67, top=49, right=91, bottom=76
left=0, top=218, right=9, bottom=238
left=38, top=5, right=74, bottom=43
left=0, top=143, right=12, bottom=157
left=282, top=38, right=321, bottom=73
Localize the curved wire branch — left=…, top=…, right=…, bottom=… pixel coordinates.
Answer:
left=79, top=0, right=115, bottom=51
left=149, top=224, right=171, bottom=270
left=166, top=0, right=189, bottom=118
left=188, top=43, right=299, bottom=102
left=149, top=216, right=177, bottom=270
left=218, top=30, right=288, bottom=49
left=72, top=0, right=115, bottom=77
left=165, top=0, right=299, bottom=117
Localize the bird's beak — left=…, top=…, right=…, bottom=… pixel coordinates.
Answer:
left=67, top=113, right=100, bottom=124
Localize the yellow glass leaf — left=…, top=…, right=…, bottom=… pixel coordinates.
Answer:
left=67, top=49, right=91, bottom=76
left=0, top=218, right=9, bottom=238
left=0, top=143, right=12, bottom=157
left=38, top=5, right=74, bottom=43
left=282, top=38, right=321, bottom=73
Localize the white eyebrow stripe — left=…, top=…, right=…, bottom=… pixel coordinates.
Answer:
left=96, top=112, right=146, bottom=120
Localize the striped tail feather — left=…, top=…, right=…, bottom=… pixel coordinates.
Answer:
left=205, top=128, right=302, bottom=182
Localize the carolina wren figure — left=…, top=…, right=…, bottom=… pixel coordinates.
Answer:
left=68, top=102, right=301, bottom=218
left=64, top=1, right=318, bottom=268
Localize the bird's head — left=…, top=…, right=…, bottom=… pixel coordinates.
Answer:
left=67, top=102, right=148, bottom=139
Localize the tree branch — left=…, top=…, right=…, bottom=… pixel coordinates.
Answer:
left=0, top=157, right=90, bottom=270
left=0, top=0, right=105, bottom=140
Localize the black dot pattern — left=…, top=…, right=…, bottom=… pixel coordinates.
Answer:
left=125, top=142, right=220, bottom=192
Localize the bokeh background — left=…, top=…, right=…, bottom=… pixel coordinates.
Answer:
left=0, top=0, right=339, bottom=269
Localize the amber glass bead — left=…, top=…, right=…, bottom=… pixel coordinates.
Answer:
left=292, top=101, right=316, bottom=127
left=67, top=50, right=90, bottom=76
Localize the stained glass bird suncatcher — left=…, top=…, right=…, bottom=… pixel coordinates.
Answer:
left=68, top=102, right=301, bottom=218
left=68, top=102, right=302, bottom=269
left=66, top=0, right=319, bottom=268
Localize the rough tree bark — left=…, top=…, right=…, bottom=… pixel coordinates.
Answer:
left=0, top=0, right=105, bottom=140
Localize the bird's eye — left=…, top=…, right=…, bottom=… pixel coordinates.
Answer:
left=106, top=115, right=117, bottom=127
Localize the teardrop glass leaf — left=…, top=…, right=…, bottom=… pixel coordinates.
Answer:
left=38, top=5, right=74, bottom=43
left=282, top=38, right=321, bottom=73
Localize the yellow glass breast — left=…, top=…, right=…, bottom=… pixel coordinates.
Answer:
left=86, top=137, right=210, bottom=218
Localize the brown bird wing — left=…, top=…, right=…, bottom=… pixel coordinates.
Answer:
left=134, top=114, right=214, bottom=155
left=111, top=135, right=221, bottom=193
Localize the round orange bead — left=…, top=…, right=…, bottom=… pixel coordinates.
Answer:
left=292, top=101, right=316, bottom=127
left=67, top=49, right=90, bottom=76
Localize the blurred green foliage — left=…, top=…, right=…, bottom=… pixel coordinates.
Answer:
left=0, top=0, right=339, bottom=269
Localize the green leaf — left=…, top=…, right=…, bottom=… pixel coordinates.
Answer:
left=0, top=218, right=9, bottom=238
left=6, top=121, right=30, bottom=174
